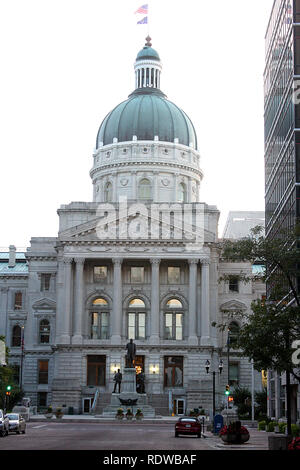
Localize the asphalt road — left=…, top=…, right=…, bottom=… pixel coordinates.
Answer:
left=0, top=421, right=214, bottom=451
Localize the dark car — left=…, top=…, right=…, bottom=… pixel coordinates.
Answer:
left=0, top=409, right=9, bottom=437
left=175, top=417, right=201, bottom=438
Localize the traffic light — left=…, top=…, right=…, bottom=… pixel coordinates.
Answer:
left=225, top=385, right=230, bottom=396
left=5, top=385, right=12, bottom=396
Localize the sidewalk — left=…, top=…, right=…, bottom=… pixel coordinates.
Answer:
left=29, top=414, right=181, bottom=424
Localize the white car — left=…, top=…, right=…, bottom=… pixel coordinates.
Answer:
left=0, top=409, right=9, bottom=437
left=5, top=413, right=26, bottom=434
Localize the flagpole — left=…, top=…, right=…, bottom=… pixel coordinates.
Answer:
left=147, top=1, right=150, bottom=37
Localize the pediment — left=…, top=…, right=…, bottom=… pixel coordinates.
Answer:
left=220, top=300, right=247, bottom=312
left=32, top=297, right=56, bottom=311
left=58, top=208, right=214, bottom=243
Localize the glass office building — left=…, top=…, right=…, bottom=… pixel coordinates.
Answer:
left=264, top=0, right=300, bottom=240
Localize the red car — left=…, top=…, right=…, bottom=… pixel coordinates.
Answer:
left=175, top=417, right=201, bottom=438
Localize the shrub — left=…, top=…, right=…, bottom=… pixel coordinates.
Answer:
left=258, top=420, right=266, bottom=431
left=278, top=422, right=286, bottom=434
left=266, top=421, right=277, bottom=432
left=291, top=424, right=300, bottom=437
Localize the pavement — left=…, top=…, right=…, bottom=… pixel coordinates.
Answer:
left=28, top=414, right=272, bottom=450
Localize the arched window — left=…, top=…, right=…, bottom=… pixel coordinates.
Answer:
left=177, top=183, right=187, bottom=203
left=138, top=178, right=152, bottom=200
left=164, top=298, right=184, bottom=340
left=12, top=325, right=21, bottom=347
left=39, top=319, right=50, bottom=344
left=90, top=297, right=109, bottom=339
left=128, top=298, right=146, bottom=340
left=228, top=321, right=240, bottom=346
left=104, top=182, right=113, bottom=202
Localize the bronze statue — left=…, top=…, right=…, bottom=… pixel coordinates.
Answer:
left=125, top=339, right=136, bottom=368
left=113, top=369, right=122, bottom=393
left=137, top=371, right=145, bottom=394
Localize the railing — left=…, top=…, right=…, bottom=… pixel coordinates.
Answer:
left=91, top=388, right=99, bottom=414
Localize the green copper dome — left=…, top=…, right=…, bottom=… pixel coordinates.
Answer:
left=96, top=89, right=198, bottom=149
left=96, top=39, right=198, bottom=150
left=136, top=46, right=160, bottom=61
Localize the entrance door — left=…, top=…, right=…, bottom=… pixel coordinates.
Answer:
left=83, top=398, right=92, bottom=414
left=173, top=398, right=185, bottom=415
left=87, top=355, right=106, bottom=386
left=135, top=356, right=145, bottom=393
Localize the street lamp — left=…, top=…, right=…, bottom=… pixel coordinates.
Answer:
left=205, top=359, right=223, bottom=419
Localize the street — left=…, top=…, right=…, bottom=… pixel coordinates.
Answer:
left=0, top=421, right=269, bottom=451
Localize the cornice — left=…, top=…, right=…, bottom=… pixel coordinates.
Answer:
left=90, top=160, right=203, bottom=179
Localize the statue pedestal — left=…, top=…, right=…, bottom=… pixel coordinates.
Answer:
left=121, top=368, right=136, bottom=394
left=101, top=367, right=155, bottom=418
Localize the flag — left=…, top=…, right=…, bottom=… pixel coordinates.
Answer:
left=137, top=16, right=148, bottom=24
left=135, top=4, right=148, bottom=14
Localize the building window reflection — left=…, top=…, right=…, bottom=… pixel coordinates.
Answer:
left=89, top=297, right=110, bottom=339
left=164, top=356, right=183, bottom=387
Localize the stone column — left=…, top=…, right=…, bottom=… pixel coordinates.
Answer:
left=200, top=257, right=210, bottom=346
left=188, top=259, right=198, bottom=345
left=150, top=258, right=161, bottom=344
left=153, top=171, right=159, bottom=202
left=111, top=258, right=123, bottom=344
left=0, top=287, right=8, bottom=338
left=60, top=257, right=73, bottom=344
left=187, top=177, right=192, bottom=203
left=132, top=171, right=137, bottom=200
left=73, top=257, right=85, bottom=344
left=113, top=173, right=118, bottom=202
left=173, top=173, right=179, bottom=202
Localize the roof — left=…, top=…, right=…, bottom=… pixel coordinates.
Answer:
left=0, top=252, right=28, bottom=275
left=136, top=46, right=160, bottom=61
left=0, top=263, right=28, bottom=275
left=96, top=89, right=198, bottom=149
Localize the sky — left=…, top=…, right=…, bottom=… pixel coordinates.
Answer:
left=0, top=0, right=274, bottom=249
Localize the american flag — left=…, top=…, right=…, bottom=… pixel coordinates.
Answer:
left=135, top=4, right=148, bottom=15
left=137, top=16, right=148, bottom=25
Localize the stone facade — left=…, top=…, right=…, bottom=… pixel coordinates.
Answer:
left=0, top=40, right=265, bottom=416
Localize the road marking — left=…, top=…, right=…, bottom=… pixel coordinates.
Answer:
left=32, top=425, right=47, bottom=429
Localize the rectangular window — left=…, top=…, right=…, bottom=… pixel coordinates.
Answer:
left=14, top=292, right=22, bottom=310
left=229, top=276, right=239, bottom=292
left=128, top=313, right=146, bottom=340
left=164, top=356, right=183, bottom=387
left=38, top=392, right=47, bottom=408
left=229, top=362, right=239, bottom=386
left=94, top=266, right=108, bottom=283
left=130, top=267, right=144, bottom=283
left=38, top=360, right=49, bottom=384
left=90, top=312, right=109, bottom=339
left=164, top=313, right=183, bottom=340
left=168, top=267, right=180, bottom=284
left=87, top=355, right=106, bottom=386
left=40, top=274, right=51, bottom=291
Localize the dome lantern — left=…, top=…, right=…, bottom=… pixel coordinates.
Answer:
left=134, top=36, right=162, bottom=90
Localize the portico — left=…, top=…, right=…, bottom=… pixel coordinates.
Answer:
left=55, top=250, right=213, bottom=348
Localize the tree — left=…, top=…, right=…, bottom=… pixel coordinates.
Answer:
left=216, top=225, right=300, bottom=435
left=0, top=335, right=23, bottom=411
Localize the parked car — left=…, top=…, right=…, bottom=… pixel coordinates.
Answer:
left=175, top=416, right=201, bottom=438
left=5, top=413, right=26, bottom=434
left=0, top=409, right=9, bottom=437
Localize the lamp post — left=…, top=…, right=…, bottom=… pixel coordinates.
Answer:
left=19, top=326, right=25, bottom=389
left=205, top=359, right=223, bottom=419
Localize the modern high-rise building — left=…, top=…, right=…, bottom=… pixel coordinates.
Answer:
left=264, top=0, right=300, bottom=423
left=264, top=0, right=299, bottom=242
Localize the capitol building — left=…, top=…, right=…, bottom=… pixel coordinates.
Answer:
left=0, top=38, right=265, bottom=416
